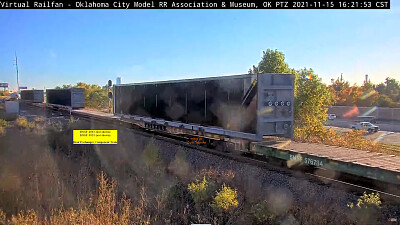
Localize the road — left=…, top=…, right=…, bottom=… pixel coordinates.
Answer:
left=326, top=118, right=400, bottom=132
left=326, top=125, right=400, bottom=146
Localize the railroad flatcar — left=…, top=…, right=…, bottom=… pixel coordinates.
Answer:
left=113, top=73, right=294, bottom=142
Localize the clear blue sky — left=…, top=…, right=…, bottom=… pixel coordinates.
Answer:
left=1, top=7, right=399, bottom=90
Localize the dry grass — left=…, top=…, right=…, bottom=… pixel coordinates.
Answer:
left=12, top=116, right=47, bottom=132
left=83, top=107, right=111, bottom=113
left=0, top=172, right=136, bottom=225
left=49, top=172, right=134, bottom=225
left=0, top=167, right=381, bottom=225
left=0, top=118, right=386, bottom=225
left=15, top=116, right=33, bottom=129
left=0, top=119, right=7, bottom=135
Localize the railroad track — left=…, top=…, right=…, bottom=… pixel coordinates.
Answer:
left=20, top=102, right=400, bottom=204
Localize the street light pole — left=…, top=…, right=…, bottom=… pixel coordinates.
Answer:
left=14, top=52, right=20, bottom=93
left=108, top=80, right=112, bottom=113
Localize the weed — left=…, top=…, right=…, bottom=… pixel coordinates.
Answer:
left=33, top=117, right=44, bottom=124
left=168, top=148, right=190, bottom=178
left=15, top=116, right=29, bottom=129
left=348, top=192, right=381, bottom=209
left=141, top=140, right=163, bottom=176
left=9, top=210, right=39, bottom=225
left=347, top=192, right=381, bottom=225
left=249, top=200, right=277, bottom=224
left=0, top=209, right=6, bottom=225
left=188, top=176, right=209, bottom=205
left=211, top=184, right=238, bottom=211
left=50, top=172, right=134, bottom=225
left=69, top=116, right=76, bottom=125
left=0, top=119, right=8, bottom=127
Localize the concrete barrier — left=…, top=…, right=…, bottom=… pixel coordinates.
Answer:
left=5, top=101, right=19, bottom=114
left=328, top=106, right=400, bottom=121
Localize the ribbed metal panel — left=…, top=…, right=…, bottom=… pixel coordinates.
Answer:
left=21, top=90, right=44, bottom=103
left=46, top=88, right=85, bottom=109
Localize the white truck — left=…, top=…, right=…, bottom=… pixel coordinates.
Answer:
left=327, top=114, right=336, bottom=120
left=351, top=122, right=379, bottom=133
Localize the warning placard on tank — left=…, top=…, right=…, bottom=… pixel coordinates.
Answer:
left=73, top=130, right=117, bottom=144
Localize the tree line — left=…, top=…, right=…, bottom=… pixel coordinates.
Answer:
left=330, top=76, right=400, bottom=108
left=249, top=49, right=399, bottom=130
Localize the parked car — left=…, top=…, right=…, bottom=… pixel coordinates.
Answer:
left=351, top=122, right=379, bottom=133
left=327, top=114, right=336, bottom=120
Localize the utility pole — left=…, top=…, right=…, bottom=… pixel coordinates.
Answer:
left=14, top=52, right=20, bottom=93
left=107, top=80, right=112, bottom=113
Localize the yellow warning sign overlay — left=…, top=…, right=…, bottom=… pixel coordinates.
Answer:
left=73, top=130, right=117, bottom=144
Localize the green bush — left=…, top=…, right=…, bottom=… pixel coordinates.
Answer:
left=141, top=140, right=164, bottom=178
left=0, top=119, right=7, bottom=127
left=187, top=176, right=208, bottom=205
left=168, top=148, right=190, bottom=177
left=377, top=94, right=395, bottom=107
left=249, top=200, right=277, bottom=224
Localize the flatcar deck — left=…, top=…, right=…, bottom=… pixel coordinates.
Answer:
left=73, top=109, right=118, bottom=119
left=252, top=140, right=400, bottom=185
